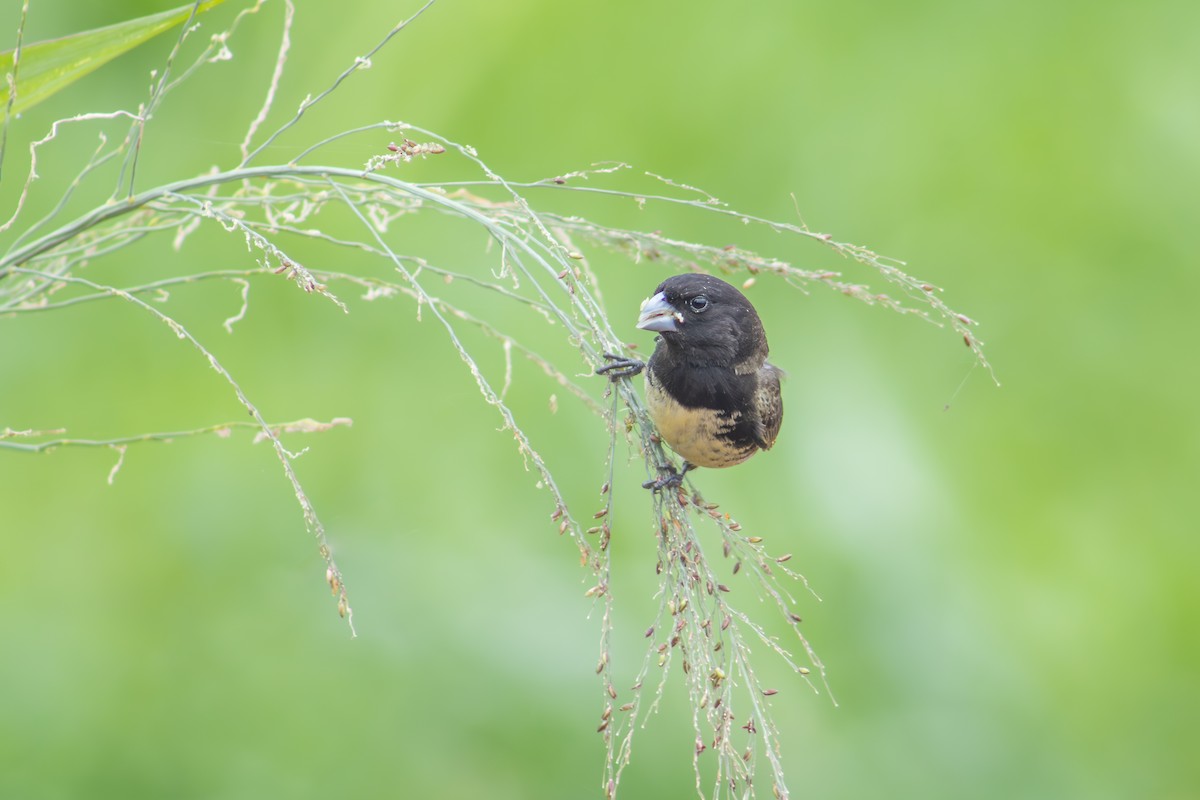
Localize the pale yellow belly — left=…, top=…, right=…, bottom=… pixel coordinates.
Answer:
left=645, top=375, right=755, bottom=468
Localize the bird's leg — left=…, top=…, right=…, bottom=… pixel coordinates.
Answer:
left=596, top=352, right=645, bottom=381
left=642, top=461, right=694, bottom=491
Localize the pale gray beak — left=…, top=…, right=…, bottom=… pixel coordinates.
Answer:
left=636, top=291, right=681, bottom=332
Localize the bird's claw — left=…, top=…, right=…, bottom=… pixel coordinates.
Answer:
left=642, top=461, right=694, bottom=491
left=596, top=352, right=645, bottom=381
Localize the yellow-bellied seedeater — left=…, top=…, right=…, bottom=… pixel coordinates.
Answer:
left=599, top=274, right=782, bottom=487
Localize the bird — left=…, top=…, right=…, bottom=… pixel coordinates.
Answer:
left=598, top=273, right=783, bottom=488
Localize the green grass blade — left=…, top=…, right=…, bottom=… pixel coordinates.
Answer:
left=0, top=0, right=226, bottom=115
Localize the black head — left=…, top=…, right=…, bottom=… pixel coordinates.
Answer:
left=637, top=273, right=767, bottom=365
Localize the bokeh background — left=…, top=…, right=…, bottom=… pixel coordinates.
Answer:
left=2, top=1, right=1197, bottom=798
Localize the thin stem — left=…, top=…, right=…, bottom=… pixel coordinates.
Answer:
left=114, top=0, right=208, bottom=199
left=0, top=0, right=30, bottom=180
left=0, top=417, right=351, bottom=452
left=240, top=0, right=439, bottom=167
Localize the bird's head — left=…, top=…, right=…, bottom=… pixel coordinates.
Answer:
left=636, top=273, right=767, bottom=365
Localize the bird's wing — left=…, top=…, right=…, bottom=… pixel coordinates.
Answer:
left=753, top=363, right=784, bottom=450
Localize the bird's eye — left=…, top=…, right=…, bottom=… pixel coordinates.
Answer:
left=688, top=295, right=710, bottom=313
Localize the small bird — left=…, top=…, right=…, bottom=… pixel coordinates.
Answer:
left=599, top=273, right=782, bottom=486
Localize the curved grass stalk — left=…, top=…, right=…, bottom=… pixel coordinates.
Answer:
left=0, top=4, right=996, bottom=796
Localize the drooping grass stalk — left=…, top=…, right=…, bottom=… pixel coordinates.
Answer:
left=0, top=5, right=995, bottom=798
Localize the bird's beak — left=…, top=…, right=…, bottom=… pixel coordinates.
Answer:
left=637, top=292, right=681, bottom=332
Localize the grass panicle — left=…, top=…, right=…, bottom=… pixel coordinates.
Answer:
left=0, top=3, right=990, bottom=797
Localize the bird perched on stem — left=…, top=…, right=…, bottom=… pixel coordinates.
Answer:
left=598, top=273, right=783, bottom=489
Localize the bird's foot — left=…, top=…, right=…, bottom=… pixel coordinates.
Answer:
left=596, top=352, right=644, bottom=381
left=642, top=461, right=694, bottom=491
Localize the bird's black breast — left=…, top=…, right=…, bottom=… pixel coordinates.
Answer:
left=649, top=350, right=755, bottom=416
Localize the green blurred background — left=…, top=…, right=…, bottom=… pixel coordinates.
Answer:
left=3, top=1, right=1197, bottom=798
